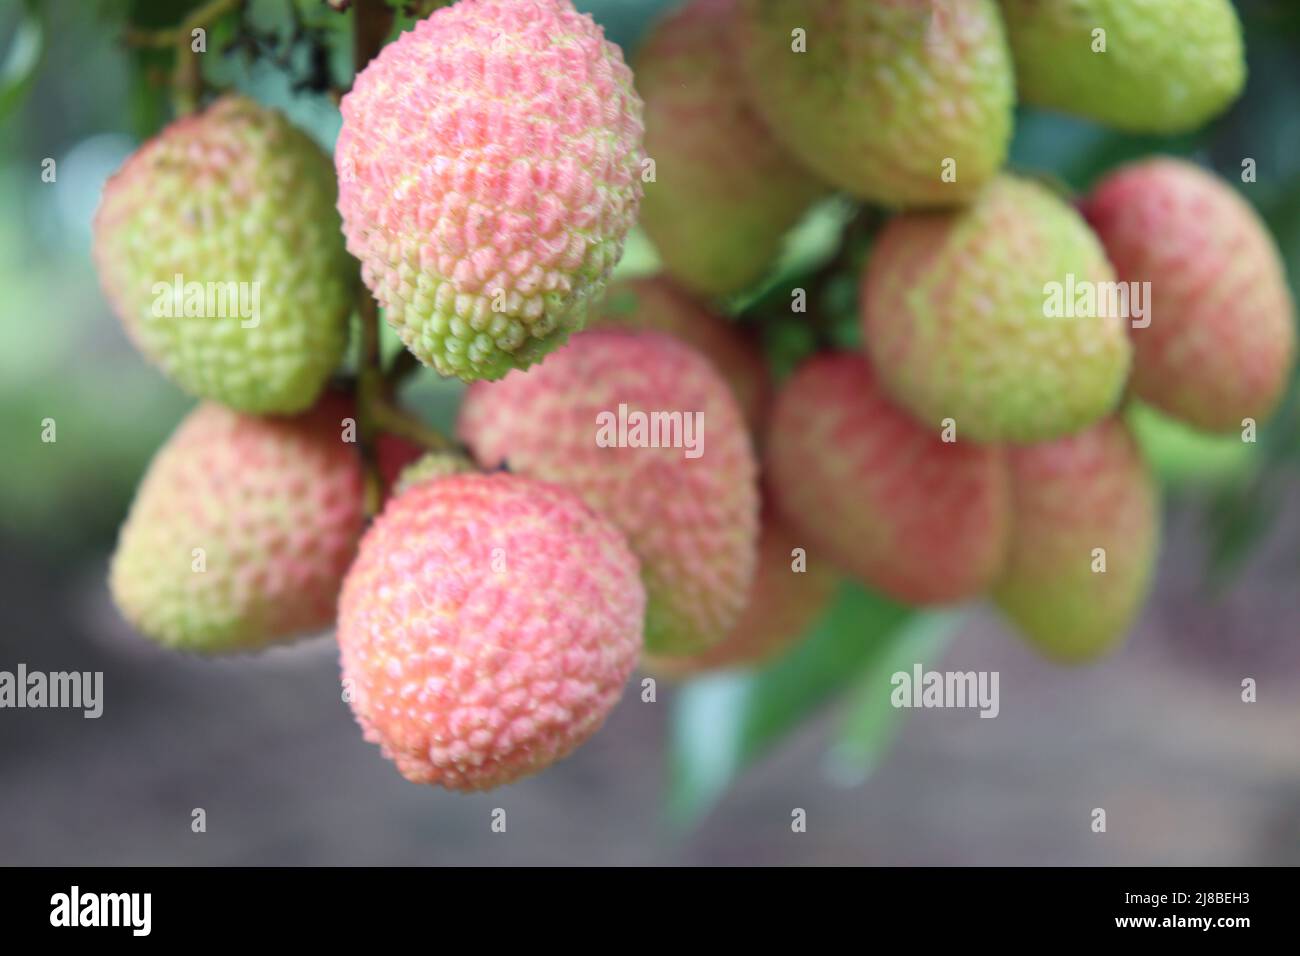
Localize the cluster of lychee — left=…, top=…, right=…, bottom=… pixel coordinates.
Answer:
left=94, top=0, right=1295, bottom=791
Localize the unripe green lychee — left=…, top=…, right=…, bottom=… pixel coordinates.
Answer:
left=733, top=0, right=1014, bottom=206
left=93, top=96, right=353, bottom=414
left=993, top=417, right=1160, bottom=663
left=861, top=175, right=1131, bottom=443
left=765, top=353, right=1009, bottom=604
left=634, top=0, right=824, bottom=295
left=337, top=473, right=645, bottom=791
left=646, top=508, right=838, bottom=677
left=109, top=394, right=416, bottom=654
left=458, top=329, right=760, bottom=656
left=1000, top=0, right=1245, bottom=133
left=335, top=0, right=645, bottom=382
left=597, top=278, right=770, bottom=434
left=1083, top=158, right=1296, bottom=432
left=394, top=450, right=477, bottom=495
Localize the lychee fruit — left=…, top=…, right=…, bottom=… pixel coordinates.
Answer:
left=1000, top=0, right=1245, bottom=133
left=109, top=394, right=416, bottom=654
left=458, top=329, right=760, bottom=656
left=336, top=473, right=645, bottom=791
left=597, top=277, right=770, bottom=434
left=394, top=450, right=477, bottom=494
left=765, top=353, right=1009, bottom=604
left=733, top=0, right=1014, bottom=206
left=93, top=95, right=353, bottom=415
left=646, top=508, right=839, bottom=677
left=993, top=416, right=1160, bottom=663
left=1082, top=158, right=1296, bottom=432
left=861, top=174, right=1132, bottom=443
left=633, top=0, right=824, bottom=296
left=335, top=0, right=645, bottom=382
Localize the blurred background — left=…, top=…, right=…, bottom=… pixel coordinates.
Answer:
left=0, top=0, right=1297, bottom=865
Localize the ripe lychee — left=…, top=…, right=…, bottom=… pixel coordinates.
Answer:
left=633, top=0, right=824, bottom=296
left=733, top=0, right=1014, bottom=206
left=458, top=329, right=760, bottom=656
left=861, top=174, right=1131, bottom=443
left=335, top=0, right=645, bottom=382
left=93, top=95, right=353, bottom=415
left=1083, top=158, right=1296, bottom=432
left=1000, top=0, right=1245, bottom=133
left=597, top=278, right=770, bottom=434
left=336, top=473, right=645, bottom=791
left=109, top=394, right=416, bottom=654
left=993, top=417, right=1160, bottom=663
left=765, top=353, right=1009, bottom=604
left=646, top=508, right=838, bottom=676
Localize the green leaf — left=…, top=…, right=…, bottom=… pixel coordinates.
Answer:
left=0, top=3, right=44, bottom=125
left=823, top=611, right=961, bottom=787
left=665, top=581, right=916, bottom=827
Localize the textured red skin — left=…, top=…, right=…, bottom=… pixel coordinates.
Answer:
left=765, top=353, right=1010, bottom=604
left=646, top=507, right=838, bottom=676
left=1083, top=158, right=1297, bottom=432
left=993, top=417, right=1159, bottom=663
left=336, top=473, right=645, bottom=791
left=458, top=329, right=760, bottom=655
left=110, top=393, right=417, bottom=653
left=596, top=277, right=770, bottom=434
left=335, top=0, right=644, bottom=380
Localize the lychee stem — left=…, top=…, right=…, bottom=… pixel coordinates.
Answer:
left=125, top=0, right=244, bottom=115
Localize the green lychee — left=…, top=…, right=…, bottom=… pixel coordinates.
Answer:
left=734, top=0, right=1014, bottom=206
left=1000, top=0, right=1245, bottom=133
left=993, top=417, right=1160, bottom=663
left=861, top=174, right=1131, bottom=443
left=93, top=96, right=354, bottom=414
left=634, top=0, right=825, bottom=295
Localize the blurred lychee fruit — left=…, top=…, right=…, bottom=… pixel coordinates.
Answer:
left=458, top=329, right=760, bottom=656
left=1083, top=158, right=1296, bottom=432
left=597, top=278, right=770, bottom=434
left=335, top=0, right=645, bottom=382
left=765, top=353, right=1009, bottom=604
left=993, top=417, right=1160, bottom=663
left=646, top=507, right=839, bottom=676
left=109, top=394, right=416, bottom=654
left=336, top=473, right=645, bottom=791
left=1000, top=0, right=1245, bottom=134
left=93, top=96, right=354, bottom=414
left=733, top=0, right=1014, bottom=206
left=862, top=174, right=1131, bottom=443
left=633, top=0, right=824, bottom=296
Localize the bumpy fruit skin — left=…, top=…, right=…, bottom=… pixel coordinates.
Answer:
left=458, top=329, right=760, bottom=656
left=765, top=353, right=1009, bottom=604
left=646, top=509, right=838, bottom=676
left=862, top=175, right=1131, bottom=443
left=634, top=0, right=824, bottom=295
left=1000, top=0, right=1245, bottom=133
left=733, top=0, right=1013, bottom=206
left=993, top=417, right=1159, bottom=663
left=93, top=96, right=353, bottom=414
left=1083, top=158, right=1296, bottom=432
left=336, top=473, right=645, bottom=791
left=335, top=0, right=645, bottom=382
left=597, top=278, right=770, bottom=434
left=109, top=394, right=415, bottom=654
